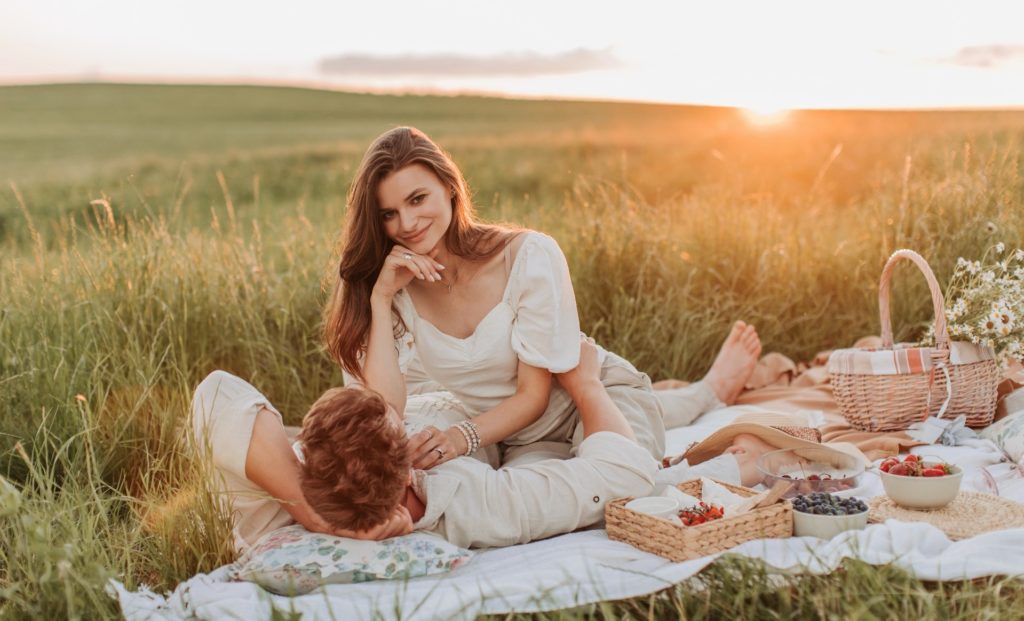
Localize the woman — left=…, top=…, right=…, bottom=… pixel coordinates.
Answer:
left=324, top=126, right=760, bottom=470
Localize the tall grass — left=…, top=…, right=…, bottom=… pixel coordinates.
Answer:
left=1, top=85, right=1024, bottom=618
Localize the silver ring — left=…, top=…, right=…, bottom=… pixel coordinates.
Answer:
left=403, top=252, right=413, bottom=260
left=432, top=447, right=445, bottom=459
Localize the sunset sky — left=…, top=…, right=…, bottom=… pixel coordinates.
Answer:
left=2, top=0, right=1023, bottom=109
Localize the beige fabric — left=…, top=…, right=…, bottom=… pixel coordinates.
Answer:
left=191, top=371, right=295, bottom=553
left=415, top=431, right=658, bottom=549
left=652, top=379, right=723, bottom=429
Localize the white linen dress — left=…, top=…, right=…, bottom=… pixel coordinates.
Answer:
left=389, top=231, right=670, bottom=462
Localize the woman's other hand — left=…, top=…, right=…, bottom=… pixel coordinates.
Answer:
left=407, top=425, right=467, bottom=469
left=373, top=245, right=445, bottom=299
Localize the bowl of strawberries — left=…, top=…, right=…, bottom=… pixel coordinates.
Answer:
left=878, top=454, right=963, bottom=510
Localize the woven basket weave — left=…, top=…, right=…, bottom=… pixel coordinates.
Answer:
left=830, top=249, right=999, bottom=431
left=605, top=479, right=792, bottom=562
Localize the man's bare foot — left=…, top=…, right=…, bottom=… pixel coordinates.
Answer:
left=703, top=321, right=762, bottom=405
left=725, top=433, right=781, bottom=487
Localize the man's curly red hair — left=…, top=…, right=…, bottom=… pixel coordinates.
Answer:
left=297, top=386, right=410, bottom=532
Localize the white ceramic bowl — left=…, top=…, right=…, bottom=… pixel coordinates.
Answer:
left=792, top=508, right=868, bottom=539
left=879, top=463, right=963, bottom=510
left=624, top=496, right=679, bottom=519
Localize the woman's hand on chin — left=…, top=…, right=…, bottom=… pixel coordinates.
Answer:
left=373, top=245, right=446, bottom=299
left=408, top=425, right=467, bottom=470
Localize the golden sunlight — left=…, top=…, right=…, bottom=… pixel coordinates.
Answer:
left=741, top=106, right=791, bottom=127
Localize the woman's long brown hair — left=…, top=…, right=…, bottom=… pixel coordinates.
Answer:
left=324, top=126, right=516, bottom=381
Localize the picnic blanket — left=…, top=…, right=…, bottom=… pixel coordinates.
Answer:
left=110, top=402, right=1024, bottom=621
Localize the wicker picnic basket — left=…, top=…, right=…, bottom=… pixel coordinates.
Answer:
left=605, top=479, right=792, bottom=562
left=828, top=249, right=999, bottom=432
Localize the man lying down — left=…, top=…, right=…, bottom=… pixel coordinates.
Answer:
left=193, top=339, right=789, bottom=553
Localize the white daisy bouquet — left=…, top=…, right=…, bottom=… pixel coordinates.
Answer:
left=941, top=242, right=1024, bottom=368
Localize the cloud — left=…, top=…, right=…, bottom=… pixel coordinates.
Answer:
left=318, top=48, right=620, bottom=78
left=942, top=44, right=1024, bottom=68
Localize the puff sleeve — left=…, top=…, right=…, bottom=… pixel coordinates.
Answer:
left=508, top=233, right=581, bottom=373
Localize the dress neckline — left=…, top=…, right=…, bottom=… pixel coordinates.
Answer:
left=404, top=233, right=533, bottom=342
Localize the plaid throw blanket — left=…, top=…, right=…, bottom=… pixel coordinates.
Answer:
left=827, top=342, right=993, bottom=376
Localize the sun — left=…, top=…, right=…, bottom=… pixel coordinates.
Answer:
left=741, top=105, right=791, bottom=127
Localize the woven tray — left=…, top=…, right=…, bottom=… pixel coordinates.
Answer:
left=605, top=479, right=793, bottom=562
left=868, top=492, right=1024, bottom=540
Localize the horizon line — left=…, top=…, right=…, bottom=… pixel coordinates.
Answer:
left=3, top=75, right=1024, bottom=113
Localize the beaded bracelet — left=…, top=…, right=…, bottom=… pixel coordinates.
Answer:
left=454, top=421, right=481, bottom=456
left=452, top=423, right=474, bottom=456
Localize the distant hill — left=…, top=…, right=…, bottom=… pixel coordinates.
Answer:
left=0, top=83, right=727, bottom=183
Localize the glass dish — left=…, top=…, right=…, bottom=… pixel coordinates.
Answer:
left=756, top=446, right=864, bottom=498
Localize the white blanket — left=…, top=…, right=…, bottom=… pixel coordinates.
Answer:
left=111, top=406, right=1024, bottom=620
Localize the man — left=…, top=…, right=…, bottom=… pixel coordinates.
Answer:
left=193, top=338, right=777, bottom=551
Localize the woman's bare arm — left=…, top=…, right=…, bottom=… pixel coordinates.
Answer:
left=358, top=293, right=407, bottom=415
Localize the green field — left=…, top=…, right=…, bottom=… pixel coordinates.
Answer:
left=2, top=83, right=1024, bottom=618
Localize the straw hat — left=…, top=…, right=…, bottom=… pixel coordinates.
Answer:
left=680, top=412, right=869, bottom=466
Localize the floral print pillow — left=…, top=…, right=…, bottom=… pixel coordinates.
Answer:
left=232, top=525, right=473, bottom=595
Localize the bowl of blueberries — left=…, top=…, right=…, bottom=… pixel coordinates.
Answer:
left=790, top=492, right=869, bottom=539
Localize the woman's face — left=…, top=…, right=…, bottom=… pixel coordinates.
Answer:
left=376, top=163, right=453, bottom=255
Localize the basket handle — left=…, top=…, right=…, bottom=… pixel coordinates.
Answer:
left=878, top=249, right=949, bottom=351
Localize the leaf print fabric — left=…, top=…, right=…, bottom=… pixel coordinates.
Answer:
left=232, top=524, right=473, bottom=595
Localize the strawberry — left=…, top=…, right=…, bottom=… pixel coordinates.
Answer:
left=922, top=468, right=946, bottom=477
left=880, top=458, right=898, bottom=472
left=888, top=463, right=911, bottom=476
left=903, top=454, right=920, bottom=463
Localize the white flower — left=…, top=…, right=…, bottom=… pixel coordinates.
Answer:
left=1015, top=249, right=1024, bottom=262
left=967, top=261, right=982, bottom=275
left=998, top=308, right=1017, bottom=327
left=1015, top=267, right=1024, bottom=280
left=946, top=298, right=968, bottom=321
left=995, top=242, right=1006, bottom=254
left=998, top=260, right=1010, bottom=272
left=981, top=271, right=995, bottom=283
left=957, top=257, right=969, bottom=268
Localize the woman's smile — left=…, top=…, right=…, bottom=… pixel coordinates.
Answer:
left=400, top=224, right=431, bottom=246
